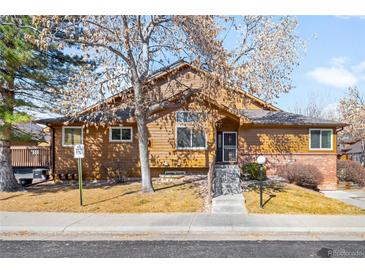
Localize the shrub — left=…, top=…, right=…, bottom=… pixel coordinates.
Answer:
left=337, top=160, right=365, bottom=187
left=278, top=163, right=322, bottom=190
left=241, top=162, right=266, bottom=180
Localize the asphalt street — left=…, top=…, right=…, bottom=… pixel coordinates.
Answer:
left=1, top=240, right=364, bottom=258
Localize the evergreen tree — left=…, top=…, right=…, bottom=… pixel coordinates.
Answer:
left=0, top=16, right=84, bottom=191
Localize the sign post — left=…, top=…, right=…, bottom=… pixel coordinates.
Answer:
left=74, top=144, right=85, bottom=206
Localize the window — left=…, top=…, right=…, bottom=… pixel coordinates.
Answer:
left=176, top=111, right=207, bottom=150
left=176, top=127, right=207, bottom=149
left=62, top=127, right=83, bottom=147
left=309, top=129, right=333, bottom=150
left=109, top=127, right=133, bottom=142
left=176, top=111, right=204, bottom=122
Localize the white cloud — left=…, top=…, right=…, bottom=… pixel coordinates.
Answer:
left=353, top=60, right=365, bottom=72
left=307, top=66, right=358, bottom=88
left=334, top=16, right=365, bottom=20
left=330, top=56, right=348, bottom=67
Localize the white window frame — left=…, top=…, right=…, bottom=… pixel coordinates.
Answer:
left=309, top=128, right=333, bottom=151
left=109, top=126, right=133, bottom=142
left=176, top=125, right=207, bottom=150
left=62, top=126, right=83, bottom=147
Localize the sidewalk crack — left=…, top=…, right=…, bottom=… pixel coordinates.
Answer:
left=187, top=213, right=198, bottom=233
left=62, top=213, right=95, bottom=232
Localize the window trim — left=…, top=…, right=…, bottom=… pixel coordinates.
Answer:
left=109, top=126, right=133, bottom=143
left=309, top=128, right=333, bottom=151
left=62, top=126, right=83, bottom=147
left=176, top=125, right=207, bottom=150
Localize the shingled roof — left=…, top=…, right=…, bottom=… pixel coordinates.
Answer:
left=37, top=108, right=134, bottom=125
left=239, top=109, right=347, bottom=127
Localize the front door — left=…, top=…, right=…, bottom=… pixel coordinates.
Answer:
left=216, top=131, right=237, bottom=163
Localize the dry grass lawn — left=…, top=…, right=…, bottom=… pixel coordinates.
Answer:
left=0, top=180, right=205, bottom=213
left=244, top=183, right=365, bottom=215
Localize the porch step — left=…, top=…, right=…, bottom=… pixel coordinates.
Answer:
left=211, top=194, right=246, bottom=214
left=213, top=164, right=241, bottom=196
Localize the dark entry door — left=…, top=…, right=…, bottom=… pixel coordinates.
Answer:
left=216, top=131, right=237, bottom=163
left=216, top=131, right=223, bottom=162
left=223, top=132, right=237, bottom=162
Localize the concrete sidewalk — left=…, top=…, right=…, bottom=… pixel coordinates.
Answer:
left=1, top=211, right=365, bottom=234
left=322, top=190, right=365, bottom=209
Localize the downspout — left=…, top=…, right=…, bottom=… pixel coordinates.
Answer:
left=48, top=125, right=56, bottom=179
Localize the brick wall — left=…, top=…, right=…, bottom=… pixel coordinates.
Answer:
left=239, top=153, right=338, bottom=190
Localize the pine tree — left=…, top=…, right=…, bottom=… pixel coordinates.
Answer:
left=0, top=16, right=84, bottom=191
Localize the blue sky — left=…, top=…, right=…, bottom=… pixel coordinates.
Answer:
left=276, top=16, right=365, bottom=112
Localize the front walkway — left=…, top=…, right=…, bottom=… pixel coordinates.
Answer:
left=321, top=190, right=365, bottom=209
left=1, top=211, right=364, bottom=234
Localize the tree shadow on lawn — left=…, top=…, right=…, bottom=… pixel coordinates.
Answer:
left=81, top=182, right=190, bottom=207
left=10, top=180, right=191, bottom=206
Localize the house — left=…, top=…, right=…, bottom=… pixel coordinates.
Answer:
left=39, top=61, right=346, bottom=190
left=11, top=122, right=50, bottom=147
left=10, top=122, right=50, bottom=169
left=337, top=139, right=364, bottom=166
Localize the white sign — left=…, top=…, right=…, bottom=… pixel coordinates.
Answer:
left=74, top=144, right=85, bottom=159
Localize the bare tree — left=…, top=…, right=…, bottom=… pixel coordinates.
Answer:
left=339, top=87, right=365, bottom=163
left=290, top=93, right=340, bottom=120
left=33, top=15, right=304, bottom=192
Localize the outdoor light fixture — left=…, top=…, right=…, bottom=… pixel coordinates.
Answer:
left=256, top=155, right=266, bottom=209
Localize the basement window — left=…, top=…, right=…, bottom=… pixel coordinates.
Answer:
left=62, top=127, right=83, bottom=147
left=109, top=127, right=133, bottom=142
left=309, top=129, right=333, bottom=150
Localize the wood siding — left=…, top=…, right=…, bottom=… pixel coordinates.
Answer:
left=238, top=126, right=337, bottom=154
left=53, top=124, right=140, bottom=179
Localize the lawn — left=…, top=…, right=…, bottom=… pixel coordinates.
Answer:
left=0, top=179, right=205, bottom=213
left=244, top=183, right=365, bottom=215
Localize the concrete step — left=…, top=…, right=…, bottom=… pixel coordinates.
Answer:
left=211, top=194, right=246, bottom=214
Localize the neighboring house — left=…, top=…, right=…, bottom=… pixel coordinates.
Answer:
left=11, top=122, right=50, bottom=147
left=337, top=139, right=365, bottom=166
left=10, top=122, right=50, bottom=168
left=39, top=61, right=346, bottom=190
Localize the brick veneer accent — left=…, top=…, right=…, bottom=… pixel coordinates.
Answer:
left=239, top=153, right=338, bottom=190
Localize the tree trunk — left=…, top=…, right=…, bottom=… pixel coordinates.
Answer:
left=0, top=140, right=20, bottom=192
left=361, top=140, right=365, bottom=167
left=136, top=114, right=154, bottom=193
left=133, top=78, right=154, bottom=193
left=0, top=78, right=22, bottom=192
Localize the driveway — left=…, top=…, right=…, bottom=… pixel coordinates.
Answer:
left=321, top=190, right=365, bottom=209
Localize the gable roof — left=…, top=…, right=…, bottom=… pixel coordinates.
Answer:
left=239, top=109, right=347, bottom=127
left=38, top=61, right=347, bottom=128
left=76, top=60, right=280, bottom=116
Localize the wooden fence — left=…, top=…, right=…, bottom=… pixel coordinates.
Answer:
left=11, top=146, right=50, bottom=168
